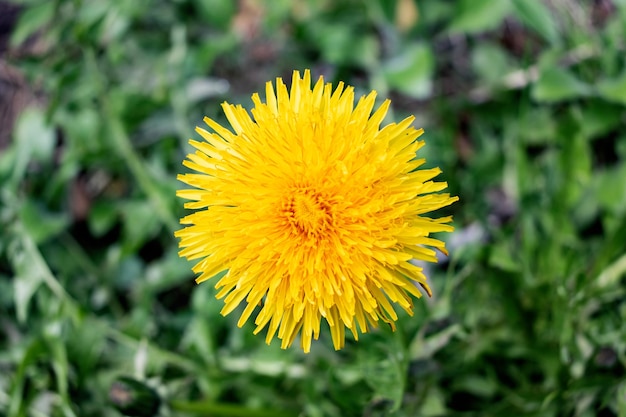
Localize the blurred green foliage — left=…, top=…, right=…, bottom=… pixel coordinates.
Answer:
left=1, top=0, right=625, bottom=416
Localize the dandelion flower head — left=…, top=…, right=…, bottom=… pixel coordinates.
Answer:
left=176, top=70, right=458, bottom=353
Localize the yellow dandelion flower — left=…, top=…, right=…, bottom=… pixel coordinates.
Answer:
left=176, top=70, right=458, bottom=353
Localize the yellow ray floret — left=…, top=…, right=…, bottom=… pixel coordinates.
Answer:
left=175, top=70, right=458, bottom=353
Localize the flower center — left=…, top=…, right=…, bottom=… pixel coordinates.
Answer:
left=283, top=188, right=332, bottom=237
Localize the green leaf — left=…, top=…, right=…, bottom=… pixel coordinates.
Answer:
left=121, top=200, right=161, bottom=253
left=99, top=6, right=131, bottom=43
left=409, top=323, right=461, bottom=359
left=76, top=1, right=110, bottom=29
left=8, top=219, right=81, bottom=324
left=9, top=235, right=44, bottom=323
left=383, top=42, right=434, bottom=99
left=517, top=108, right=557, bottom=145
left=143, top=246, right=193, bottom=293
left=374, top=0, right=398, bottom=23
left=11, top=107, right=56, bottom=185
left=596, top=253, right=626, bottom=290
left=472, top=43, right=511, bottom=85
left=617, top=381, right=626, bottom=416
left=312, top=23, right=380, bottom=68
left=449, top=0, right=512, bottom=34
left=579, top=100, right=623, bottom=139
left=88, top=200, right=119, bottom=237
left=421, top=388, right=447, bottom=416
left=511, top=0, right=560, bottom=44
left=454, top=375, right=497, bottom=397
left=57, top=107, right=102, bottom=153
left=8, top=338, right=46, bottom=416
left=360, top=348, right=405, bottom=410
left=596, top=72, right=626, bottom=105
left=10, top=2, right=54, bottom=47
left=590, top=207, right=626, bottom=277
left=0, top=145, right=17, bottom=185
left=13, top=266, right=43, bottom=324
left=349, top=35, right=380, bottom=69
left=195, top=0, right=236, bottom=30
left=594, top=163, right=626, bottom=214
left=114, top=255, right=144, bottom=289
left=532, top=67, right=591, bottom=102
left=559, top=132, right=591, bottom=205
left=45, top=326, right=75, bottom=414
left=20, top=201, right=69, bottom=244
left=67, top=317, right=108, bottom=378
left=489, top=242, right=521, bottom=272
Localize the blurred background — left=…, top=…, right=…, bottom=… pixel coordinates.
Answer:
left=1, top=0, right=625, bottom=416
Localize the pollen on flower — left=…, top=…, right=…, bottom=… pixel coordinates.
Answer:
left=283, top=187, right=333, bottom=238
left=175, top=69, right=458, bottom=353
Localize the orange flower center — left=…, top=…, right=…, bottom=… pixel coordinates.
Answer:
left=283, top=188, right=333, bottom=238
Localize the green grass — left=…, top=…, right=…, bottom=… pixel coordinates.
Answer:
left=1, top=0, right=625, bottom=416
